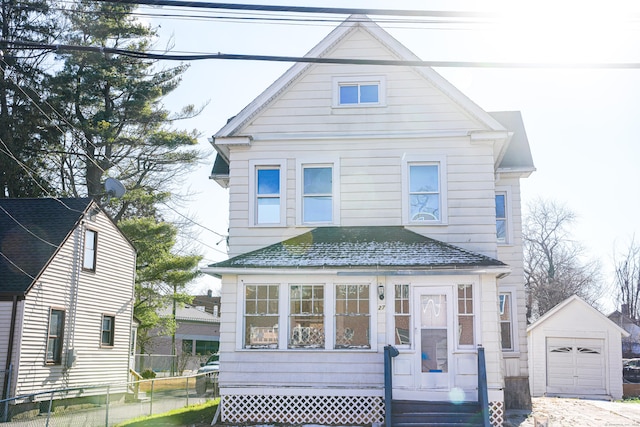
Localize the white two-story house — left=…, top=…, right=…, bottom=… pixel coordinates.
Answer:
left=204, top=15, right=534, bottom=427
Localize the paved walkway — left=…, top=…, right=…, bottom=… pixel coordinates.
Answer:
left=505, top=397, right=640, bottom=427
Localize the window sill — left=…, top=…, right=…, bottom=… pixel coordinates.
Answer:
left=502, top=351, right=521, bottom=358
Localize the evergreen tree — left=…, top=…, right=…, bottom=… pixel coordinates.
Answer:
left=48, top=0, right=202, bottom=221
left=0, top=0, right=61, bottom=197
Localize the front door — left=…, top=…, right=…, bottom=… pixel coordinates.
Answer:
left=416, top=287, right=452, bottom=390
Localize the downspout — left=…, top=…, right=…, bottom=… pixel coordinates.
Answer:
left=3, top=295, right=19, bottom=400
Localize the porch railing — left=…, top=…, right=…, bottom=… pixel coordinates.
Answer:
left=477, top=345, right=491, bottom=427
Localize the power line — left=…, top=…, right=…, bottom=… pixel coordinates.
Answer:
left=0, top=250, right=35, bottom=280
left=5, top=39, right=640, bottom=68
left=94, top=0, right=493, bottom=19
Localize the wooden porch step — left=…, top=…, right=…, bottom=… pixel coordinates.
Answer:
left=391, top=400, right=484, bottom=427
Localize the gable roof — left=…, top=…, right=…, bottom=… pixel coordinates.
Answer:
left=212, top=15, right=507, bottom=155
left=527, top=295, right=629, bottom=337
left=204, top=226, right=508, bottom=277
left=490, top=111, right=536, bottom=173
left=0, top=198, right=93, bottom=297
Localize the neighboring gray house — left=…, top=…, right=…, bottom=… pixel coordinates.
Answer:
left=204, top=15, right=534, bottom=427
left=0, top=198, right=136, bottom=402
left=142, top=303, right=220, bottom=372
left=609, top=308, right=640, bottom=358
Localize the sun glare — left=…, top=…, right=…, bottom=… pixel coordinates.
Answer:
left=491, top=0, right=639, bottom=63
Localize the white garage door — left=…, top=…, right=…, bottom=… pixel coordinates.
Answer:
left=546, top=337, right=606, bottom=395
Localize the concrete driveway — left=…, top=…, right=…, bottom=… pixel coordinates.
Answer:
left=505, top=397, right=640, bottom=426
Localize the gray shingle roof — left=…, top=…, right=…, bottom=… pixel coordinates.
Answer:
left=0, top=198, right=92, bottom=297
left=209, top=226, right=506, bottom=271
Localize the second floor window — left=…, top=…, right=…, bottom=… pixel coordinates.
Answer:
left=256, top=167, right=281, bottom=224
left=496, top=193, right=507, bottom=243
left=409, top=163, right=440, bottom=222
left=303, top=166, right=333, bottom=223
left=339, top=83, right=379, bottom=105
left=47, top=309, right=65, bottom=364
left=101, top=314, right=115, bottom=347
left=83, top=229, right=97, bottom=271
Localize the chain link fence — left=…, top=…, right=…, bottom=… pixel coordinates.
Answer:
left=134, top=354, right=209, bottom=377
left=0, top=371, right=219, bottom=426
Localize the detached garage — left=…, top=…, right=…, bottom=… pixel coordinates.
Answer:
left=528, top=295, right=629, bottom=400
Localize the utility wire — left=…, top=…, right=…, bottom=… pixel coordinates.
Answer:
left=4, top=39, right=640, bottom=68
left=0, top=250, right=35, bottom=280
left=93, top=0, right=493, bottom=19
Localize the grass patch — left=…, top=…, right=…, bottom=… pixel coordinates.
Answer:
left=116, top=399, right=219, bottom=427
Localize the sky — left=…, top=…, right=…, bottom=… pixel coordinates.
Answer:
left=143, top=0, right=640, bottom=310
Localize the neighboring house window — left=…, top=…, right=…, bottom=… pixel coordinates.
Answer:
left=333, top=76, right=386, bottom=107
left=403, top=157, right=447, bottom=224
left=83, top=229, right=97, bottom=271
left=244, top=284, right=279, bottom=349
left=303, top=165, right=333, bottom=223
left=289, top=285, right=324, bottom=348
left=182, top=339, right=219, bottom=355
left=195, top=340, right=219, bottom=355
left=500, top=292, right=514, bottom=351
left=335, top=284, right=370, bottom=349
left=101, top=314, right=115, bottom=347
left=249, top=160, right=286, bottom=226
left=394, top=284, right=411, bottom=346
left=46, top=309, right=65, bottom=364
left=457, top=284, right=474, bottom=347
left=496, top=192, right=507, bottom=243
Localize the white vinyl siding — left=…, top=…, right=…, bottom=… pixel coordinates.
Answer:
left=13, top=211, right=136, bottom=399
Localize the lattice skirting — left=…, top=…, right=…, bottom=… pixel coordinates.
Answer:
left=221, top=394, right=385, bottom=425
left=489, top=400, right=504, bottom=427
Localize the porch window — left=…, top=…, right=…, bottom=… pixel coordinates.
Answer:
left=101, top=314, right=115, bottom=347
left=46, top=309, right=65, bottom=364
left=499, top=293, right=513, bottom=351
left=335, top=284, right=370, bottom=349
left=457, top=284, right=474, bottom=347
left=289, top=285, right=324, bottom=348
left=394, top=284, right=411, bottom=346
left=244, top=284, right=279, bottom=349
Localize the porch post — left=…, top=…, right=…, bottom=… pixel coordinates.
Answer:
left=384, top=345, right=399, bottom=427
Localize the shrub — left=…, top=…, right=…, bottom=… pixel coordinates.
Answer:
left=140, top=369, right=156, bottom=379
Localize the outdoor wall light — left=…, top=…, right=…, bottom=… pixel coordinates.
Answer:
left=378, top=284, right=385, bottom=300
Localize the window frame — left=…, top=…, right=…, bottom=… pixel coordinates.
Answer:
left=332, top=75, right=386, bottom=107
left=83, top=228, right=97, bottom=271
left=334, top=284, right=371, bottom=349
left=243, top=284, right=280, bottom=349
left=393, top=284, right=411, bottom=348
left=402, top=156, right=448, bottom=225
left=100, top=314, right=115, bottom=348
left=296, top=159, right=340, bottom=226
left=456, top=284, right=475, bottom=349
left=288, top=284, right=326, bottom=349
left=499, top=287, right=519, bottom=353
left=235, top=277, right=376, bottom=352
left=46, top=308, right=65, bottom=365
left=249, top=160, right=286, bottom=227
left=495, top=188, right=512, bottom=245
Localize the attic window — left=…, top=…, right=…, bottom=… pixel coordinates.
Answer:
left=333, top=76, right=386, bottom=107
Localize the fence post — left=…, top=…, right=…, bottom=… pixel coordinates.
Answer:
left=105, top=385, right=110, bottom=427
left=149, top=379, right=154, bottom=416
left=45, top=391, right=54, bottom=427
left=185, top=376, right=189, bottom=407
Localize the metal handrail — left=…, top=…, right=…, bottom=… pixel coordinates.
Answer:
left=477, top=345, right=491, bottom=427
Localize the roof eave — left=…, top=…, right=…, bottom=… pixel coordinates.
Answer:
left=202, top=265, right=511, bottom=278
left=496, top=166, right=537, bottom=178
